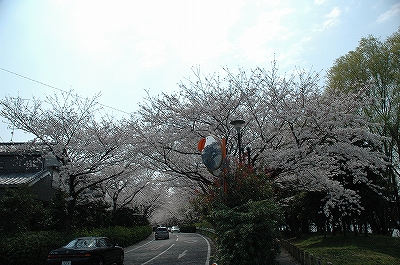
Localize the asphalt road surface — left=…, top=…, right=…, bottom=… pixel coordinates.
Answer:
left=124, top=233, right=214, bottom=265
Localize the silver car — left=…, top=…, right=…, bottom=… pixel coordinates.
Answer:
left=171, top=226, right=180, bottom=233
left=155, top=227, right=169, bottom=240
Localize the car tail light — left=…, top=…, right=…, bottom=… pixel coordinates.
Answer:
left=74, top=253, right=91, bottom=257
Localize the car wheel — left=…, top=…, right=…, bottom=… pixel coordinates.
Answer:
left=118, top=253, right=124, bottom=265
left=96, top=257, right=104, bottom=265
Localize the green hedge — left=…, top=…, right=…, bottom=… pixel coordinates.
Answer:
left=77, top=225, right=153, bottom=247
left=179, top=224, right=197, bottom=233
left=0, top=226, right=152, bottom=265
left=210, top=200, right=282, bottom=265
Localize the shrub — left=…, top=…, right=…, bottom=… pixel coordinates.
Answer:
left=0, top=231, right=72, bottom=265
left=179, top=224, right=197, bottom=233
left=210, top=200, right=283, bottom=265
left=80, top=226, right=152, bottom=247
left=73, top=200, right=112, bottom=229
left=113, top=207, right=149, bottom=227
left=0, top=226, right=152, bottom=265
left=0, top=186, right=50, bottom=234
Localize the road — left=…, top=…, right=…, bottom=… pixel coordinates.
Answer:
left=123, top=233, right=215, bottom=265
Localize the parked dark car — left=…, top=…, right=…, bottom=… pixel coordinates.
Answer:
left=155, top=227, right=169, bottom=240
left=47, top=237, right=124, bottom=265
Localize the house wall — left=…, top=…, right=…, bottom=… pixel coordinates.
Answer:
left=30, top=173, right=56, bottom=202
left=0, top=153, right=43, bottom=172
left=0, top=152, right=57, bottom=202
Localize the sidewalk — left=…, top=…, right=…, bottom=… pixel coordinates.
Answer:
left=276, top=248, right=301, bottom=265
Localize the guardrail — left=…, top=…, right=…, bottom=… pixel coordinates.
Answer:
left=196, top=227, right=216, bottom=233
left=280, top=239, right=333, bottom=265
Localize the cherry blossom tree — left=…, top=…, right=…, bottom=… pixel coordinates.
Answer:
left=264, top=80, right=387, bottom=233
left=0, top=60, right=391, bottom=235
left=101, top=167, right=152, bottom=221
left=134, top=62, right=388, bottom=233
left=0, top=91, right=140, bottom=229
left=101, top=166, right=173, bottom=224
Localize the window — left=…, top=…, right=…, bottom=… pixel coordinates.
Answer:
left=98, top=239, right=108, bottom=247
left=105, top=238, right=114, bottom=247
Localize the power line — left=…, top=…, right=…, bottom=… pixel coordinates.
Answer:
left=0, top=67, right=134, bottom=115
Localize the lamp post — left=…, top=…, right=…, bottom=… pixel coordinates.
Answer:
left=230, top=119, right=245, bottom=163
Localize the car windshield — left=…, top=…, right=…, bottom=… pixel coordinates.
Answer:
left=64, top=238, right=97, bottom=249
left=157, top=227, right=168, bottom=232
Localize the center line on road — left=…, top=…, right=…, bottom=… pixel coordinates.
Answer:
left=141, top=243, right=175, bottom=265
left=150, top=244, right=164, bottom=250
left=125, top=239, right=155, bottom=253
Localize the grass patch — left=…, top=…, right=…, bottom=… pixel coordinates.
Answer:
left=290, top=234, right=400, bottom=265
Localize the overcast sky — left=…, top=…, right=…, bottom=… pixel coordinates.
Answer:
left=1, top=0, right=399, bottom=142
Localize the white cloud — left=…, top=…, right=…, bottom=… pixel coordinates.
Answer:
left=175, top=0, right=245, bottom=65
left=290, top=36, right=312, bottom=57
left=314, top=0, right=326, bottom=5
left=56, top=0, right=245, bottom=67
left=135, top=39, right=167, bottom=68
left=238, top=7, right=293, bottom=63
left=377, top=3, right=400, bottom=23
left=272, top=36, right=312, bottom=70
left=327, top=6, right=341, bottom=18
left=314, top=6, right=341, bottom=31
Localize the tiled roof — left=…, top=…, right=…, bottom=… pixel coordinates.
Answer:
left=0, top=170, right=50, bottom=186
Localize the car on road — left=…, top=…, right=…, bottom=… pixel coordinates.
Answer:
left=47, top=236, right=124, bottom=265
left=155, top=227, right=169, bottom=240
left=171, top=226, right=180, bottom=233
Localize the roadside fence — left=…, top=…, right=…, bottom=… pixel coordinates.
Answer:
left=196, top=227, right=216, bottom=233
left=280, top=239, right=333, bottom=265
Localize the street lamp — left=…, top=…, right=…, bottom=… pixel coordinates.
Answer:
left=230, top=119, right=245, bottom=163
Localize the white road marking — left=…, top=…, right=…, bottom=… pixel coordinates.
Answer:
left=125, top=239, right=155, bottom=253
left=149, top=244, right=164, bottom=250
left=141, top=243, right=175, bottom=265
left=125, top=233, right=210, bottom=264
left=184, top=239, right=198, bottom=243
left=197, top=234, right=211, bottom=265
left=178, top=249, right=187, bottom=259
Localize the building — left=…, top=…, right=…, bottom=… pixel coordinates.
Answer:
left=0, top=143, right=60, bottom=202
